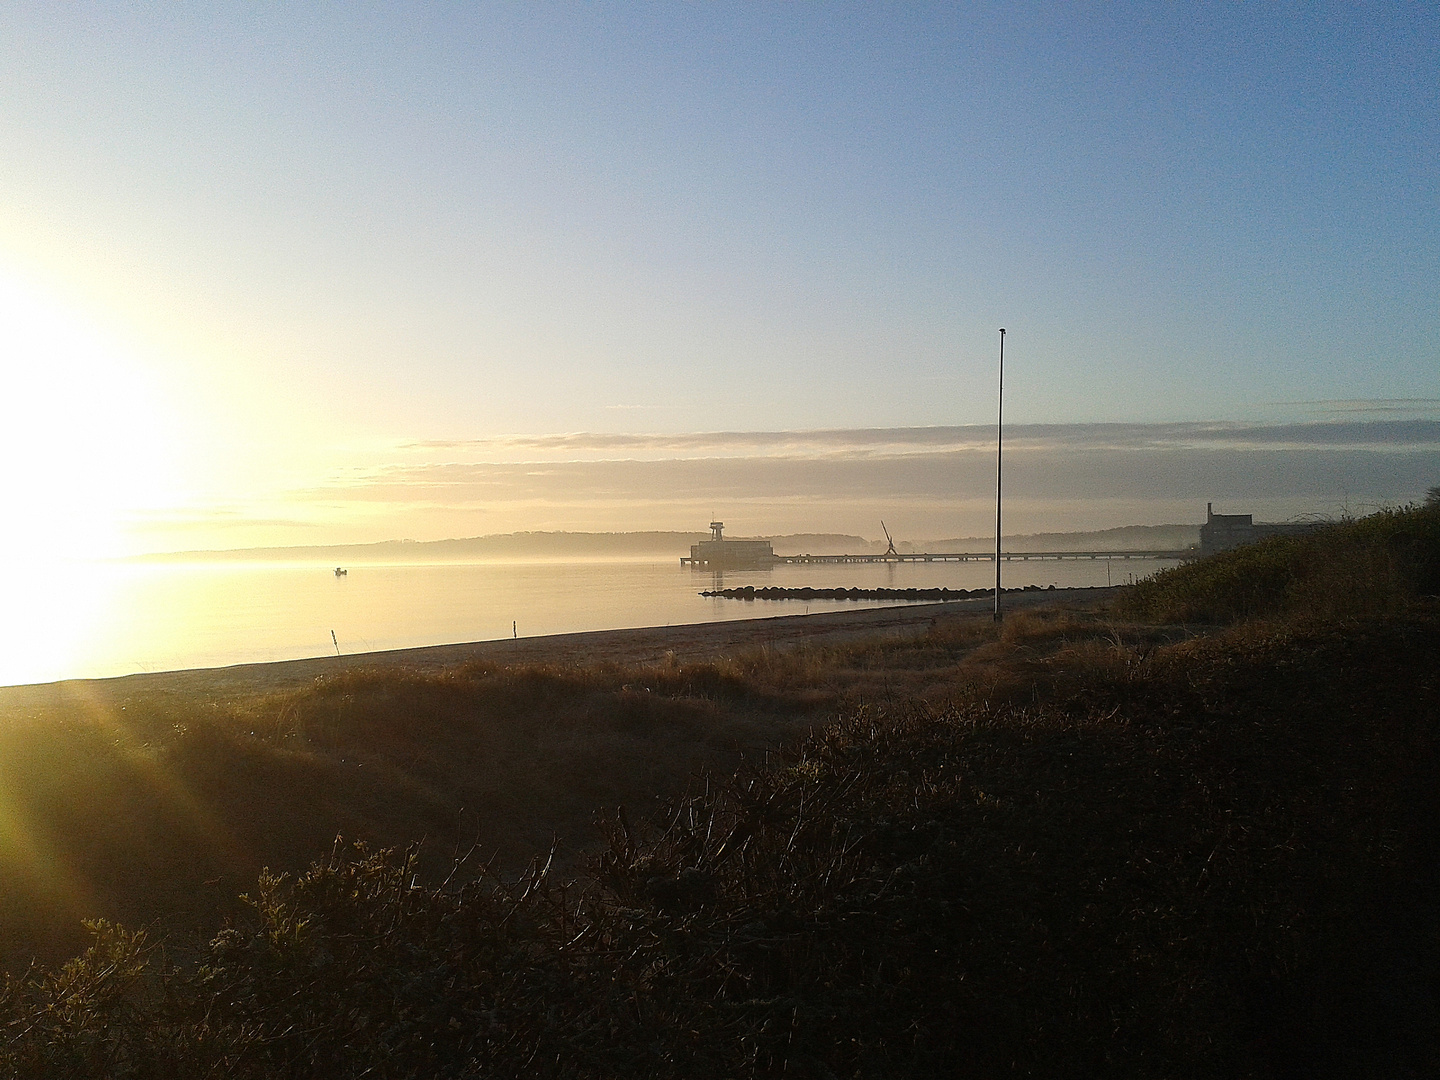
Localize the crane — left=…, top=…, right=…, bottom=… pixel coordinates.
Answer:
left=880, top=521, right=899, bottom=559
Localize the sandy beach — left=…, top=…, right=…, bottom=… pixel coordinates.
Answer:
left=0, top=587, right=1115, bottom=709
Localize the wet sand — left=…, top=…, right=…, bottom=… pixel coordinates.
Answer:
left=0, top=588, right=1116, bottom=710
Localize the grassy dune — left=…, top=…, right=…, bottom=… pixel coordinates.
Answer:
left=0, top=607, right=1089, bottom=963
left=1117, top=502, right=1440, bottom=623
left=0, top=657, right=825, bottom=963
left=2, top=506, right=1438, bottom=1076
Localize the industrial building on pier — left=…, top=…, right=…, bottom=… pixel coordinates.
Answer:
left=685, top=522, right=776, bottom=570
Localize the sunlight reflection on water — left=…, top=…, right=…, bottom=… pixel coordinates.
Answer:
left=0, top=556, right=1170, bottom=686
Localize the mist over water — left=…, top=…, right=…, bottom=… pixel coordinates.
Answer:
left=1, top=556, right=1170, bottom=687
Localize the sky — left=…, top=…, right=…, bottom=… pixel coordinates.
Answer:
left=1, top=3, right=1436, bottom=556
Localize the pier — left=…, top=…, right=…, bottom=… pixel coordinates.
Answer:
left=683, top=549, right=1193, bottom=567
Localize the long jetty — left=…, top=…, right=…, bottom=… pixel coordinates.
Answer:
left=682, top=549, right=1193, bottom=567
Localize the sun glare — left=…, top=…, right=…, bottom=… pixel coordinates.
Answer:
left=0, top=268, right=181, bottom=564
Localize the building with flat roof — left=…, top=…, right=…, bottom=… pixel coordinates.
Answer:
left=1199, top=503, right=1325, bottom=557
left=685, top=521, right=776, bottom=570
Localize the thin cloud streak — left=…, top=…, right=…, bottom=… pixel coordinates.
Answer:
left=131, top=421, right=1440, bottom=553
left=1272, top=399, right=1440, bottom=418
left=310, top=447, right=1438, bottom=505
left=306, top=419, right=1440, bottom=525
left=399, top=420, right=1440, bottom=463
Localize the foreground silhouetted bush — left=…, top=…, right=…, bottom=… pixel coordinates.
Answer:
left=4, top=609, right=1438, bottom=1078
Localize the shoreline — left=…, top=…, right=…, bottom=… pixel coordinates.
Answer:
left=0, top=588, right=1118, bottom=708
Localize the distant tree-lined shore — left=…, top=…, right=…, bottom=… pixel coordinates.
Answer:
left=132, top=522, right=1204, bottom=562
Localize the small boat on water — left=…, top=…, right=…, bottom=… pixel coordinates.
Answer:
left=334, top=567, right=348, bottom=577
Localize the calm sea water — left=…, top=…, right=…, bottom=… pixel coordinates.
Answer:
left=2, top=556, right=1169, bottom=687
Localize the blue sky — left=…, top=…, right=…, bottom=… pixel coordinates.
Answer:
left=0, top=3, right=1436, bottom=551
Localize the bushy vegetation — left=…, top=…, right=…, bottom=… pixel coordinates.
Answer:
left=3, top=511, right=1439, bottom=1076
left=1116, top=502, right=1440, bottom=624
left=2, top=613, right=1437, bottom=1076
left=0, top=658, right=832, bottom=964
left=1, top=615, right=1058, bottom=963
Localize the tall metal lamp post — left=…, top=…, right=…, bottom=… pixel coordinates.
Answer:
left=994, top=328, right=1005, bottom=622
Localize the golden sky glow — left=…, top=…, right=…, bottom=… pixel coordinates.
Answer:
left=0, top=267, right=184, bottom=561
left=3, top=255, right=1437, bottom=560
left=1, top=7, right=1435, bottom=560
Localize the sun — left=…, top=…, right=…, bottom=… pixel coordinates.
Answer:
left=0, top=267, right=181, bottom=563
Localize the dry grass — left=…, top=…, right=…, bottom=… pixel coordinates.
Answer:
left=3, top=610, right=1437, bottom=1077
left=1117, top=502, right=1440, bottom=624
left=3, top=512, right=1439, bottom=1075
left=0, top=602, right=1187, bottom=965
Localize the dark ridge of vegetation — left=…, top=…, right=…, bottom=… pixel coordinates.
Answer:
left=5, top=616, right=1062, bottom=964
left=2, top=609, right=1438, bottom=1077
left=1116, top=502, right=1440, bottom=624
left=0, top=656, right=842, bottom=964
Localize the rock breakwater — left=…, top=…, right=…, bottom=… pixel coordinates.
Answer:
left=699, top=584, right=1059, bottom=601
